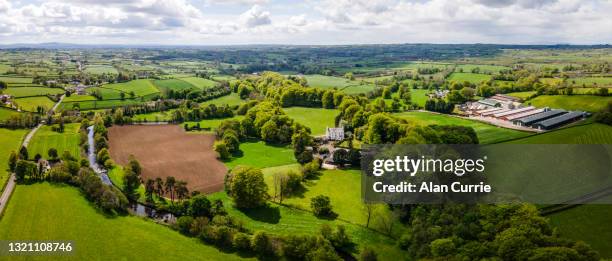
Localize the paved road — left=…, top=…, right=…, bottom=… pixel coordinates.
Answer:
left=0, top=95, right=64, bottom=216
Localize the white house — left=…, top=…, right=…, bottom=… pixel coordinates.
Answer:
left=325, top=127, right=344, bottom=141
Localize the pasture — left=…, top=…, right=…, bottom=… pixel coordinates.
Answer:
left=63, top=94, right=98, bottom=102
left=3, top=87, right=64, bottom=98
left=0, top=108, right=21, bottom=121
left=505, top=123, right=612, bottom=144
left=104, top=79, right=160, bottom=97
left=61, top=99, right=143, bottom=111
left=28, top=123, right=81, bottom=159
left=185, top=115, right=245, bottom=131
left=88, top=87, right=124, bottom=99
left=208, top=191, right=406, bottom=261
left=410, top=89, right=431, bottom=107
left=0, top=64, right=10, bottom=74
left=525, top=95, right=612, bottom=112
left=447, top=72, right=492, bottom=84
left=282, top=107, right=338, bottom=135
left=548, top=196, right=612, bottom=258
left=394, top=111, right=532, bottom=144
left=304, top=75, right=353, bottom=88
left=153, top=79, right=198, bottom=92
left=0, top=183, right=249, bottom=261
left=0, top=128, right=27, bottom=191
left=506, top=91, right=536, bottom=100
left=13, top=96, right=56, bottom=112
left=455, top=64, right=510, bottom=73
left=0, top=76, right=32, bottom=84
left=84, top=65, right=118, bottom=74
left=569, top=77, right=612, bottom=87
left=132, top=110, right=175, bottom=122
left=180, top=77, right=218, bottom=89
left=224, top=141, right=296, bottom=169
left=108, top=125, right=227, bottom=193
left=200, top=93, right=244, bottom=107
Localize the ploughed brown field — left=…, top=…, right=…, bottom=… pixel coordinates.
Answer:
left=107, top=125, right=227, bottom=193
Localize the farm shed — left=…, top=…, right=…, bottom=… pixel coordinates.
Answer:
left=532, top=111, right=585, bottom=130
left=512, top=109, right=567, bottom=126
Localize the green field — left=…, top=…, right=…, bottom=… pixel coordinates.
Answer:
left=304, top=75, right=353, bottom=88
left=283, top=107, right=338, bottom=135
left=0, top=128, right=27, bottom=190
left=14, top=96, right=56, bottom=112
left=506, top=123, right=612, bottom=144
left=0, top=183, right=249, bottom=261
left=525, top=95, right=612, bottom=112
left=28, top=123, right=81, bottom=159
left=185, top=115, right=245, bottom=131
left=394, top=111, right=532, bottom=144
left=104, top=79, right=160, bottom=97
left=455, top=64, right=510, bottom=73
left=3, top=87, right=64, bottom=98
left=61, top=99, right=143, bottom=111
left=548, top=196, right=612, bottom=258
left=410, top=89, right=431, bottom=107
left=447, top=72, right=492, bottom=84
left=506, top=91, right=536, bottom=100
left=200, top=93, right=244, bottom=107
left=87, top=87, right=124, bottom=99
left=63, top=95, right=98, bottom=102
left=208, top=191, right=405, bottom=260
left=224, top=141, right=296, bottom=169
left=153, top=79, right=198, bottom=92
left=180, top=77, right=218, bottom=90
left=0, top=76, right=33, bottom=84
left=0, top=64, right=10, bottom=74
left=84, top=65, right=118, bottom=74
left=132, top=110, right=175, bottom=121
left=0, top=108, right=22, bottom=121
left=570, top=77, right=612, bottom=87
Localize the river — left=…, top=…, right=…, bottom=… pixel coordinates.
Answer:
left=87, top=125, right=175, bottom=223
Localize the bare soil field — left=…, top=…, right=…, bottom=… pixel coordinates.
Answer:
left=108, top=125, right=227, bottom=193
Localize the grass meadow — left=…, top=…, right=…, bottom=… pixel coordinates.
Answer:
left=282, top=107, right=339, bottom=135
left=506, top=91, right=537, bottom=100
left=3, top=87, right=64, bottom=98
left=0, top=183, right=250, bottom=261
left=104, top=79, right=160, bottom=97
left=185, top=115, right=245, bottom=131
left=569, top=77, right=612, bottom=87
left=0, top=128, right=27, bottom=191
left=28, top=123, right=81, bottom=159
left=84, top=65, right=118, bottom=74
left=0, top=76, right=33, bottom=84
left=152, top=79, right=198, bottom=92
left=61, top=99, right=144, bottom=111
left=14, top=96, right=56, bottom=112
left=0, top=108, right=22, bottom=121
left=505, top=123, right=612, bottom=144
left=525, top=95, right=612, bottom=112
left=224, top=141, right=296, bottom=169
left=200, top=93, right=244, bottom=107
left=394, top=111, right=532, bottom=144
left=447, top=72, right=492, bottom=84
left=87, top=87, right=124, bottom=99
left=180, top=77, right=218, bottom=89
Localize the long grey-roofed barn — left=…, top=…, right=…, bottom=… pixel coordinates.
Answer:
left=512, top=109, right=567, bottom=126
left=532, top=111, right=585, bottom=130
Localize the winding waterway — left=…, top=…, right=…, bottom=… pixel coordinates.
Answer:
left=87, top=125, right=175, bottom=223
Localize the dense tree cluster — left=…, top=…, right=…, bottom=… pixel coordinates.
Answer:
left=398, top=204, right=599, bottom=260
left=224, top=166, right=268, bottom=209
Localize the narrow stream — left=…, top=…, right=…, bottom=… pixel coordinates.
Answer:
left=87, top=125, right=175, bottom=223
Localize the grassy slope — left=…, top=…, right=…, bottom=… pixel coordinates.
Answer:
left=525, top=95, right=612, bottom=112
left=208, top=191, right=405, bottom=261
left=505, top=123, right=612, bottom=258
left=28, top=123, right=81, bottom=159
left=283, top=107, right=339, bottom=136
left=4, top=87, right=64, bottom=98
left=14, top=96, right=56, bottom=112
left=0, top=183, right=249, bottom=261
left=0, top=76, right=33, bottom=83
left=152, top=79, right=198, bottom=92
left=394, top=111, right=532, bottom=144
left=0, top=128, right=27, bottom=190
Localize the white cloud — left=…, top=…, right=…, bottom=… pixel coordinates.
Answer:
left=240, top=5, right=272, bottom=28
left=0, top=0, right=610, bottom=45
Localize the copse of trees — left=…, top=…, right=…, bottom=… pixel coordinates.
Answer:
left=225, top=166, right=268, bottom=209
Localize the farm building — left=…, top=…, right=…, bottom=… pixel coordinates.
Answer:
left=532, top=111, right=586, bottom=130
left=325, top=127, right=345, bottom=141
left=505, top=108, right=546, bottom=121
left=491, top=94, right=521, bottom=102
left=493, top=106, right=536, bottom=120
left=512, top=109, right=567, bottom=127
left=482, top=108, right=511, bottom=117
left=478, top=99, right=502, bottom=108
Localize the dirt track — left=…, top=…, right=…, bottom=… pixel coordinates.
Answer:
left=108, top=125, right=227, bottom=193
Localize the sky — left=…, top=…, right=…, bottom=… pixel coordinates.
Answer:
left=0, top=0, right=611, bottom=45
